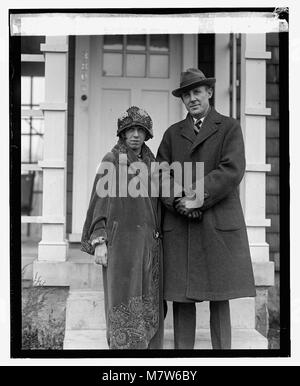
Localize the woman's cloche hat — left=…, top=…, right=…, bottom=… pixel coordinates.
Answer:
left=117, top=106, right=153, bottom=141
left=172, top=68, right=216, bottom=98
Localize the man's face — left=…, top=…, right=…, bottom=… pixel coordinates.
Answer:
left=124, top=125, right=147, bottom=151
left=181, top=85, right=213, bottom=119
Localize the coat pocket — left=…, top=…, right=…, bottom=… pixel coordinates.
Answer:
left=108, top=221, right=118, bottom=246
left=213, top=197, right=245, bottom=231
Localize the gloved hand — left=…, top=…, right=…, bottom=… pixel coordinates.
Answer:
left=174, top=197, right=203, bottom=220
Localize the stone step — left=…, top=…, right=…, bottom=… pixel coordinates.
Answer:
left=164, top=328, right=268, bottom=349
left=65, top=290, right=106, bottom=330
left=63, top=328, right=267, bottom=350
left=164, top=299, right=255, bottom=329
left=64, top=329, right=108, bottom=349
left=69, top=259, right=103, bottom=291
left=65, top=290, right=255, bottom=331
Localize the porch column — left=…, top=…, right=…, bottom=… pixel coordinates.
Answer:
left=214, top=34, right=230, bottom=115
left=36, top=36, right=69, bottom=263
left=240, top=34, right=274, bottom=301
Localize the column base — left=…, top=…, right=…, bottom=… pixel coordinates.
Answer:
left=38, top=241, right=68, bottom=262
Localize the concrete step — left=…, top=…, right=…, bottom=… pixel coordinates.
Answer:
left=65, top=290, right=106, bottom=330
left=64, top=329, right=108, bottom=349
left=65, top=290, right=255, bottom=331
left=164, top=328, right=267, bottom=349
left=63, top=328, right=267, bottom=350
left=164, top=298, right=255, bottom=329
left=32, top=255, right=103, bottom=288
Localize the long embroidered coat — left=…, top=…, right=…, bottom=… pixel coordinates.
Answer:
left=156, top=107, right=256, bottom=302
left=81, top=141, right=163, bottom=349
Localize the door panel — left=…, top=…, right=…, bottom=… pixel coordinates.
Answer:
left=141, top=90, right=169, bottom=154
left=95, top=88, right=131, bottom=172
left=89, top=34, right=182, bottom=189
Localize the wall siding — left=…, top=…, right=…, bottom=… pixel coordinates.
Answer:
left=265, top=33, right=280, bottom=337
left=266, top=33, right=280, bottom=265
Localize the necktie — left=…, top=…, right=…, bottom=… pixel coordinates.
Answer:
left=194, top=119, right=202, bottom=135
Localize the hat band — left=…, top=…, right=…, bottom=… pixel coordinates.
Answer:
left=118, top=121, right=153, bottom=137
left=180, top=76, right=211, bottom=88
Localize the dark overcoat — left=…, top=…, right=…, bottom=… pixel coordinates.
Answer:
left=156, top=107, right=256, bottom=302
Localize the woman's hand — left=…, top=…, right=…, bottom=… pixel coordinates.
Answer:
left=94, top=243, right=108, bottom=267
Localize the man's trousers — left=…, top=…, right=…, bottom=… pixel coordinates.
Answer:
left=172, top=300, right=231, bottom=349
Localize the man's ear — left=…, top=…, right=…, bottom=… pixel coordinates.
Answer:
left=208, top=87, right=214, bottom=99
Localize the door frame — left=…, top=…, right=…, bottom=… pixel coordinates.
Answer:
left=69, top=34, right=230, bottom=241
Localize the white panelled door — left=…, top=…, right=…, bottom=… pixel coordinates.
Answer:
left=89, top=35, right=182, bottom=182
left=71, top=34, right=183, bottom=239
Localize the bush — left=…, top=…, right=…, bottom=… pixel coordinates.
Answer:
left=22, top=270, right=66, bottom=350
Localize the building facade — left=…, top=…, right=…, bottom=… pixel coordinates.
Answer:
left=21, top=32, right=278, bottom=349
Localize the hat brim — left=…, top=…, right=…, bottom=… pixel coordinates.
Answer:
left=117, top=122, right=153, bottom=140
left=172, top=78, right=216, bottom=98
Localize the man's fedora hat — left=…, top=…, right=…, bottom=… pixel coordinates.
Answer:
left=172, top=68, right=216, bottom=97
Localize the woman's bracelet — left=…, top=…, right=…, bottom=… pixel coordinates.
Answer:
left=91, top=236, right=107, bottom=247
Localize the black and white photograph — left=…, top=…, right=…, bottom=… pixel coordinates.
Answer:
left=2, top=2, right=298, bottom=368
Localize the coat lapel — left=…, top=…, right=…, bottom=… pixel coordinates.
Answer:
left=190, top=107, right=222, bottom=153
left=180, top=114, right=197, bottom=144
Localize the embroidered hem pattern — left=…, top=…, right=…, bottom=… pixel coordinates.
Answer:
left=108, top=244, right=160, bottom=349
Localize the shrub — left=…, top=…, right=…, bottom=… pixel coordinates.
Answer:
left=22, top=270, right=66, bottom=350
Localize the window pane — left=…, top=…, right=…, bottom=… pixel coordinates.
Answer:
left=32, top=77, right=45, bottom=105
left=22, top=62, right=45, bottom=77
left=31, top=118, right=44, bottom=135
left=31, top=135, right=44, bottom=163
left=103, top=53, right=123, bottom=76
left=127, top=35, right=146, bottom=51
left=21, top=118, right=31, bottom=134
left=34, top=171, right=43, bottom=192
left=150, top=35, right=169, bottom=51
left=21, top=135, right=30, bottom=163
left=126, top=54, right=146, bottom=77
left=103, top=35, right=123, bottom=50
left=149, top=55, right=169, bottom=78
left=21, top=36, right=45, bottom=54
left=21, top=77, right=31, bottom=105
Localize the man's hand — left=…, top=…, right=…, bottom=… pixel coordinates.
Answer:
left=186, top=208, right=203, bottom=220
left=94, top=243, right=108, bottom=267
left=174, top=196, right=193, bottom=215
left=174, top=197, right=203, bottom=220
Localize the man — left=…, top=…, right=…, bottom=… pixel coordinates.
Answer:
left=157, top=68, right=256, bottom=349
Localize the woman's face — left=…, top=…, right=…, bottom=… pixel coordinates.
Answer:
left=124, top=125, right=147, bottom=152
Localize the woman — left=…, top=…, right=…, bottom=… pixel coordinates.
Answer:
left=81, top=106, right=164, bottom=349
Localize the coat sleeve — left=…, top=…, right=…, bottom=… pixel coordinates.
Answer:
left=80, top=152, right=115, bottom=255
left=156, top=129, right=177, bottom=213
left=200, top=120, right=246, bottom=211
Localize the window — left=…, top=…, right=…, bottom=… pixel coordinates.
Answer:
left=21, top=75, right=45, bottom=164
left=102, top=34, right=170, bottom=78
left=21, top=37, right=45, bottom=237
